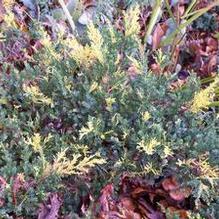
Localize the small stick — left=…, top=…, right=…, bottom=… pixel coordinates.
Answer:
left=58, top=0, right=76, bottom=32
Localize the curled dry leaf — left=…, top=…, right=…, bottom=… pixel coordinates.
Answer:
left=206, top=55, right=217, bottom=74
left=131, top=187, right=152, bottom=198
left=119, top=197, right=136, bottom=212
left=117, top=197, right=141, bottom=219
left=82, top=0, right=96, bottom=8
left=162, top=177, right=179, bottom=191
left=205, top=37, right=218, bottom=53
left=138, top=197, right=164, bottom=219
left=78, top=0, right=96, bottom=25
left=171, top=187, right=192, bottom=201
left=96, top=184, right=115, bottom=214
left=169, top=189, right=186, bottom=201
left=185, top=33, right=218, bottom=77
left=152, top=23, right=167, bottom=50
left=95, top=176, right=193, bottom=219
left=96, top=183, right=143, bottom=219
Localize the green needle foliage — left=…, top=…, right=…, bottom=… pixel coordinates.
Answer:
left=0, top=3, right=219, bottom=218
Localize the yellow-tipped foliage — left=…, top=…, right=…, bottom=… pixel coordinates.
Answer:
left=124, top=5, right=140, bottom=37
left=177, top=156, right=219, bottom=180
left=68, top=23, right=104, bottom=66
left=143, top=162, right=160, bottom=175
left=3, top=11, right=16, bottom=27
left=87, top=22, right=103, bottom=48
left=199, top=158, right=219, bottom=180
left=163, top=145, right=173, bottom=158
left=87, top=22, right=104, bottom=64
left=137, top=138, right=160, bottom=155
left=2, top=0, right=14, bottom=10
left=190, top=78, right=218, bottom=113
left=68, top=35, right=103, bottom=66
left=141, top=111, right=151, bottom=122
left=105, top=18, right=116, bottom=43
left=23, top=84, right=53, bottom=106
left=127, top=55, right=143, bottom=74
left=26, top=133, right=42, bottom=153
left=43, top=149, right=106, bottom=177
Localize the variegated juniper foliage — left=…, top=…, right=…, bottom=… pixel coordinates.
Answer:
left=0, top=3, right=219, bottom=218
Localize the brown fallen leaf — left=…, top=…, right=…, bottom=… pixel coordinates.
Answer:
left=82, top=0, right=96, bottom=8
left=162, top=177, right=179, bottom=191
left=96, top=176, right=193, bottom=219
left=131, top=186, right=152, bottom=198
left=169, top=189, right=185, bottom=201
left=139, top=5, right=151, bottom=39
left=152, top=23, right=167, bottom=50
left=169, top=187, right=191, bottom=201
left=119, top=197, right=136, bottom=212
left=118, top=197, right=141, bottom=219
left=205, top=37, right=218, bottom=53
left=207, top=55, right=217, bottom=74
left=167, top=206, right=188, bottom=219
left=128, top=65, right=139, bottom=80
left=38, top=193, right=63, bottom=219
left=99, top=184, right=115, bottom=212
left=138, top=198, right=164, bottom=219
left=12, top=174, right=26, bottom=205
left=150, top=63, right=162, bottom=74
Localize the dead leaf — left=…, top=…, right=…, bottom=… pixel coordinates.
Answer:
left=128, top=65, right=139, bottom=80
left=138, top=198, right=164, bottom=219
left=12, top=174, right=26, bottom=205
left=162, top=177, right=179, bottom=191
left=131, top=187, right=151, bottom=198
left=139, top=6, right=151, bottom=39
left=207, top=55, right=217, bottom=74
left=205, top=37, right=218, bottom=53
left=152, top=23, right=167, bottom=50
left=167, top=207, right=188, bottom=219
left=118, top=197, right=141, bottom=219
left=12, top=174, right=36, bottom=206
left=78, top=7, right=95, bottom=25
left=150, top=63, right=162, bottom=74
left=96, top=183, right=116, bottom=214
left=0, top=198, right=4, bottom=207
left=38, top=193, right=63, bottom=219
left=169, top=189, right=185, bottom=201
left=95, top=176, right=193, bottom=219
left=119, top=197, right=136, bottom=211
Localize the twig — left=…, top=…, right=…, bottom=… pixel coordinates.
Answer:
left=58, top=0, right=76, bottom=32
